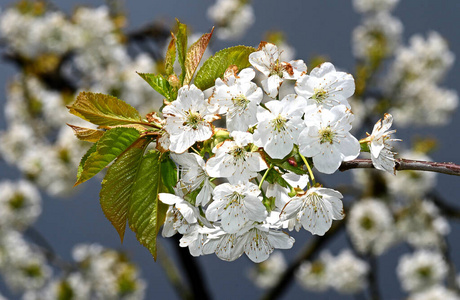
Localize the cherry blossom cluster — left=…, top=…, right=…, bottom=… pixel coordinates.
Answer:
left=154, top=42, right=399, bottom=262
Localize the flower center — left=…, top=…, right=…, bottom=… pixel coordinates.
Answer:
left=318, top=126, right=335, bottom=144
left=184, top=111, right=203, bottom=129
left=230, top=146, right=247, bottom=161
left=312, top=88, right=328, bottom=103
left=9, top=193, right=25, bottom=210
left=225, top=191, right=244, bottom=209
left=270, top=60, right=284, bottom=78
left=311, top=261, right=325, bottom=275
left=22, top=264, right=42, bottom=278
left=308, top=192, right=324, bottom=213
left=271, top=114, right=287, bottom=132
left=417, top=266, right=432, bottom=279
left=232, top=95, right=250, bottom=109
left=360, top=216, right=374, bottom=230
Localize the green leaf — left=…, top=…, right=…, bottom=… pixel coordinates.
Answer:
left=264, top=168, right=290, bottom=189
left=77, top=143, right=98, bottom=182
left=76, top=128, right=140, bottom=186
left=262, top=196, right=276, bottom=213
left=266, top=157, right=307, bottom=175
left=137, top=72, right=172, bottom=101
left=67, top=91, right=143, bottom=126
left=128, top=151, right=170, bottom=260
left=184, top=28, right=214, bottom=85
left=67, top=123, right=104, bottom=143
left=165, top=34, right=176, bottom=76
left=175, top=19, right=188, bottom=84
left=194, top=45, right=256, bottom=90
left=360, top=141, right=370, bottom=152
left=100, top=138, right=150, bottom=242
left=160, top=156, right=177, bottom=194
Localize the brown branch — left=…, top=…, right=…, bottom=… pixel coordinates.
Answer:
left=260, top=220, right=344, bottom=300
left=339, top=159, right=460, bottom=176
left=157, top=241, right=193, bottom=300
left=171, top=235, right=212, bottom=300
left=367, top=255, right=380, bottom=300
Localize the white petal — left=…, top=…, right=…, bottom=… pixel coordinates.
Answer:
left=159, top=193, right=182, bottom=205
left=243, top=229, right=272, bottom=263
left=196, top=179, right=213, bottom=206
left=312, top=145, right=342, bottom=174
left=300, top=200, right=333, bottom=236
left=310, top=62, right=336, bottom=78
left=282, top=60, right=307, bottom=80
left=238, top=68, right=256, bottom=81
left=262, top=75, right=283, bottom=98
left=215, top=234, right=245, bottom=261
left=249, top=43, right=279, bottom=76
left=280, top=198, right=303, bottom=221
left=267, top=231, right=295, bottom=249
left=244, top=196, right=267, bottom=222
left=337, top=133, right=360, bottom=161
left=176, top=201, right=198, bottom=224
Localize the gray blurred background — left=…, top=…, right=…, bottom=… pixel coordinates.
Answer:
left=1, top=0, right=460, bottom=299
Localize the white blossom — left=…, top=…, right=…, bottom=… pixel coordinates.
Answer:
left=363, top=113, right=400, bottom=174
left=389, top=82, right=458, bottom=127
left=388, top=31, right=455, bottom=85
left=72, top=244, right=146, bottom=299
left=206, top=182, right=267, bottom=233
left=397, top=250, right=448, bottom=293
left=397, top=199, right=449, bottom=250
left=209, top=68, right=263, bottom=132
left=0, top=180, right=41, bottom=230
left=409, top=285, right=460, bottom=300
left=328, top=250, right=369, bottom=294
left=207, top=0, right=255, bottom=40
left=249, top=42, right=307, bottom=98
left=159, top=193, right=200, bottom=237
left=0, top=231, right=51, bottom=292
left=204, top=223, right=294, bottom=263
left=298, top=105, right=360, bottom=174
left=249, top=251, right=287, bottom=288
left=253, top=94, right=306, bottom=159
left=296, top=253, right=330, bottom=292
left=347, top=198, right=395, bottom=254
left=352, top=12, right=402, bottom=59
left=384, top=31, right=457, bottom=127
left=238, top=223, right=295, bottom=263
left=353, top=0, right=399, bottom=14
left=203, top=228, right=244, bottom=261
left=295, top=62, right=354, bottom=109
left=179, top=225, right=219, bottom=257
left=280, top=187, right=344, bottom=235
left=163, top=84, right=219, bottom=153
left=266, top=171, right=309, bottom=210
left=171, top=152, right=213, bottom=206
left=206, top=131, right=267, bottom=182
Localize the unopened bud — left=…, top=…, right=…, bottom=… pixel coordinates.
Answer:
left=287, top=157, right=297, bottom=167
left=168, top=75, right=180, bottom=88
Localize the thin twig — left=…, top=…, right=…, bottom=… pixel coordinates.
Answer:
left=24, top=226, right=76, bottom=272
left=441, top=238, right=460, bottom=293
left=260, top=220, right=345, bottom=300
left=367, top=255, right=380, bottom=300
left=428, top=191, right=460, bottom=219
left=340, top=159, right=460, bottom=176
left=171, top=235, right=212, bottom=300
left=157, top=241, right=193, bottom=300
